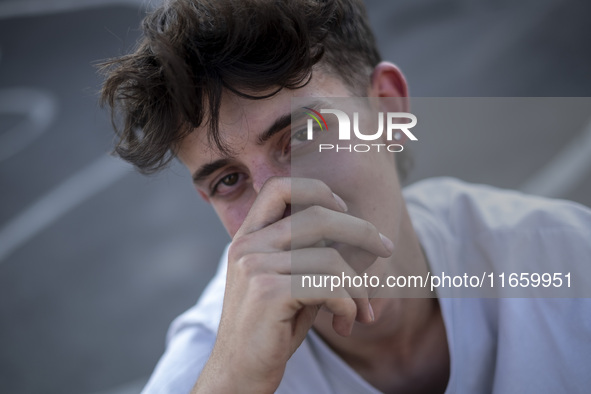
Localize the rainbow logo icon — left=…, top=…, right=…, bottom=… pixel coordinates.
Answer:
left=303, top=107, right=329, bottom=132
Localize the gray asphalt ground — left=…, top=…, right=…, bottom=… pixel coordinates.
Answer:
left=0, top=0, right=590, bottom=393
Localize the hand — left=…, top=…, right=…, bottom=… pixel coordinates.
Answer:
left=193, top=177, right=394, bottom=393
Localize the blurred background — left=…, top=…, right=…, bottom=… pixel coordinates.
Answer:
left=0, top=0, right=590, bottom=392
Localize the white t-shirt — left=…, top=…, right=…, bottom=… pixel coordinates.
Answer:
left=142, top=177, right=591, bottom=393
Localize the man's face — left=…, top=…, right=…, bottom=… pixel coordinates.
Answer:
left=177, top=70, right=405, bottom=270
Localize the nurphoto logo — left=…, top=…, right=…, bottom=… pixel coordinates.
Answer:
left=303, top=107, right=418, bottom=153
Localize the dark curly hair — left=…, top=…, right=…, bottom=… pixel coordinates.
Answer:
left=99, top=0, right=398, bottom=175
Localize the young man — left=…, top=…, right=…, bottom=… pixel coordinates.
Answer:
left=101, top=0, right=591, bottom=392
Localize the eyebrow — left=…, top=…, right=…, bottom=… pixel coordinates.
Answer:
left=256, top=99, right=333, bottom=145
left=256, top=113, right=291, bottom=145
left=192, top=158, right=231, bottom=184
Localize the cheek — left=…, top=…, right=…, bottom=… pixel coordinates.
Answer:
left=317, top=153, right=374, bottom=196
left=212, top=193, right=257, bottom=238
left=309, top=152, right=399, bottom=223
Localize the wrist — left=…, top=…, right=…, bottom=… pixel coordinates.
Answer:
left=192, top=352, right=279, bottom=394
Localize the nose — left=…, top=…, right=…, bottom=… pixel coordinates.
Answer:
left=250, top=159, right=290, bottom=194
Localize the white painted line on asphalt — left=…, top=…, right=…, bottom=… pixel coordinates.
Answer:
left=0, top=0, right=152, bottom=20
left=0, top=88, right=58, bottom=162
left=520, top=117, right=591, bottom=198
left=0, top=154, right=133, bottom=263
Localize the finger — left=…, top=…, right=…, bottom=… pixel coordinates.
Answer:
left=235, top=177, right=347, bottom=238
left=289, top=249, right=373, bottom=323
left=293, top=295, right=357, bottom=337
left=234, top=206, right=393, bottom=257
left=249, top=249, right=373, bottom=323
left=290, top=207, right=394, bottom=257
left=285, top=275, right=362, bottom=336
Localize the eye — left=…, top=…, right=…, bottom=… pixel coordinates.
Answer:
left=291, top=129, right=308, bottom=144
left=211, top=173, right=242, bottom=196
left=221, top=173, right=238, bottom=186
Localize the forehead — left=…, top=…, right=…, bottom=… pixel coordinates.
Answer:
left=176, top=70, right=353, bottom=166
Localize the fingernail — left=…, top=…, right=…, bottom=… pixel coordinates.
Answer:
left=368, top=302, right=375, bottom=322
left=379, top=233, right=394, bottom=253
left=332, top=193, right=348, bottom=212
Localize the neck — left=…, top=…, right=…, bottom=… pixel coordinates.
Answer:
left=312, top=209, right=450, bottom=393
left=313, top=298, right=449, bottom=393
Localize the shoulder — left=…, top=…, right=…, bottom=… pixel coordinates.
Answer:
left=405, top=177, right=591, bottom=297
left=404, top=176, right=591, bottom=237
left=404, top=179, right=591, bottom=391
left=141, top=246, right=230, bottom=393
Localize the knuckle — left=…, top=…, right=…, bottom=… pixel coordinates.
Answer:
left=260, top=176, right=288, bottom=195
left=273, top=217, right=290, bottom=234
left=228, top=238, right=244, bottom=262
left=228, top=233, right=253, bottom=262
left=235, top=254, right=261, bottom=276
left=306, top=205, right=327, bottom=218
left=322, top=246, right=340, bottom=260
left=322, top=248, right=342, bottom=269
left=300, top=206, right=332, bottom=236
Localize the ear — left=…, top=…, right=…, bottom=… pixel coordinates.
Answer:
left=368, top=61, right=409, bottom=113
